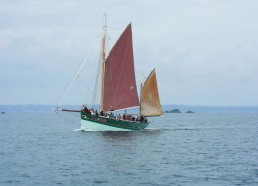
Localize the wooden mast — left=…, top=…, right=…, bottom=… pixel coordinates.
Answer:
left=100, top=13, right=107, bottom=111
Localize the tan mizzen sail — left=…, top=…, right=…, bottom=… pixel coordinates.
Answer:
left=140, top=68, right=163, bottom=117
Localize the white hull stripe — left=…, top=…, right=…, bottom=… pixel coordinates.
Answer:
left=81, top=119, right=133, bottom=131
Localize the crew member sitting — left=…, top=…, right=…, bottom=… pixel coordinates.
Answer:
left=122, top=114, right=126, bottom=120
left=131, top=115, right=135, bottom=121
left=91, top=109, right=94, bottom=116
left=110, top=112, right=114, bottom=119
left=140, top=115, right=144, bottom=123
left=82, top=105, right=90, bottom=114
left=95, top=109, right=99, bottom=116
left=118, top=114, right=121, bottom=120
left=100, top=110, right=104, bottom=116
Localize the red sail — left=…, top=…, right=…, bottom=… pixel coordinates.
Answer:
left=103, top=23, right=139, bottom=111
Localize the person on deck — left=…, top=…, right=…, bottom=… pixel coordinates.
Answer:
left=82, top=105, right=90, bottom=114
left=110, top=112, right=114, bottom=119
left=122, top=114, right=126, bottom=120
left=95, top=110, right=99, bottom=116
left=131, top=115, right=135, bottom=121
left=100, top=110, right=104, bottom=116
left=91, top=109, right=94, bottom=116
left=140, top=115, right=144, bottom=123
left=118, top=114, right=121, bottom=120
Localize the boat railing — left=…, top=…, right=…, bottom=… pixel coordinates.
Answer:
left=83, top=113, right=146, bottom=124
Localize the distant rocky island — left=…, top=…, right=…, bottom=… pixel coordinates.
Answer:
left=186, top=110, right=195, bottom=113
left=165, top=109, right=182, bottom=113
left=164, top=109, right=195, bottom=113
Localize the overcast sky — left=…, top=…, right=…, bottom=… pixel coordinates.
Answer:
left=1, top=0, right=258, bottom=106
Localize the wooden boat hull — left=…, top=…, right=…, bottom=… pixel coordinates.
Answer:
left=81, top=113, right=149, bottom=131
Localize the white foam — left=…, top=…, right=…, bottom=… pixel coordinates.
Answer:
left=73, top=128, right=84, bottom=131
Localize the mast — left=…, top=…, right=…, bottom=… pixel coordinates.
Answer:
left=100, top=13, right=107, bottom=111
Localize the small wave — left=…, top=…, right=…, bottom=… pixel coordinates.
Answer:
left=160, top=127, right=201, bottom=131
left=173, top=128, right=201, bottom=131
left=143, top=128, right=160, bottom=132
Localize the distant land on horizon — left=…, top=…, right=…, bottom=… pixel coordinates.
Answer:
left=0, top=104, right=258, bottom=113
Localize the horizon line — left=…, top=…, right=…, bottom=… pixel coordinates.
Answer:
left=1, top=104, right=258, bottom=107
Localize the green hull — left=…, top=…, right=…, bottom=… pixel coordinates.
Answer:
left=81, top=112, right=149, bottom=131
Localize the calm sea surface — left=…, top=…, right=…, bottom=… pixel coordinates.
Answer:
left=0, top=112, right=257, bottom=185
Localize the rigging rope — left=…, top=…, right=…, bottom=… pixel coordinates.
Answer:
left=56, top=23, right=102, bottom=108
left=77, top=75, right=94, bottom=97
left=54, top=110, right=80, bottom=123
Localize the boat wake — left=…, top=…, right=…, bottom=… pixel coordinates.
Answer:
left=144, top=128, right=160, bottom=131
left=73, top=128, right=84, bottom=131
left=73, top=128, right=160, bottom=132
left=162, top=127, right=201, bottom=131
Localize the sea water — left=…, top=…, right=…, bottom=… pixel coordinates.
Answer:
left=0, top=111, right=258, bottom=185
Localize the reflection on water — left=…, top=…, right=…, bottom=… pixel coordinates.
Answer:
left=101, top=131, right=136, bottom=140
left=101, top=129, right=161, bottom=141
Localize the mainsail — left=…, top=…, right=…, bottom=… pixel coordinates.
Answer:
left=140, top=69, right=163, bottom=116
left=103, top=23, right=139, bottom=111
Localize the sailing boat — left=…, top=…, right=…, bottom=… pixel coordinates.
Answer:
left=56, top=15, right=163, bottom=131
